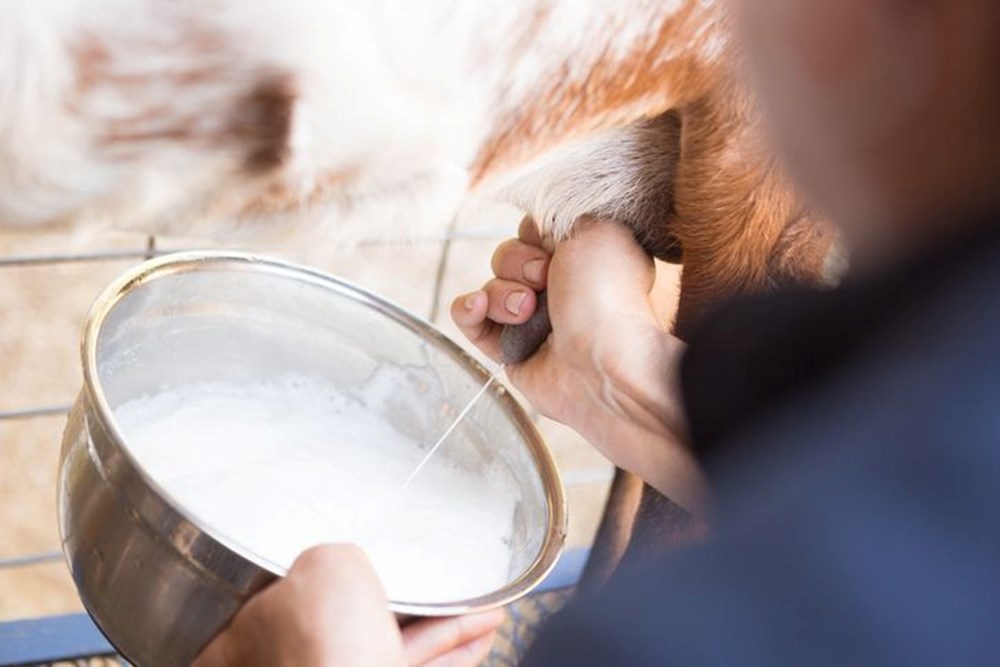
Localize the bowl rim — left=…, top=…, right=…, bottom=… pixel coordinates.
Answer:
left=79, top=250, right=568, bottom=616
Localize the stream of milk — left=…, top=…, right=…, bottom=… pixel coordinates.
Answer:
left=113, top=375, right=518, bottom=603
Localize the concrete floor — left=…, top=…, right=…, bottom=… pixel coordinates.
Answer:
left=0, top=207, right=679, bottom=622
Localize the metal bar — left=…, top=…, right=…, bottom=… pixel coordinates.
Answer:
left=428, top=236, right=453, bottom=323
left=0, top=548, right=588, bottom=664
left=0, top=248, right=192, bottom=268
left=561, top=468, right=617, bottom=485
left=535, top=546, right=588, bottom=593
left=351, top=227, right=512, bottom=247
left=0, top=405, right=71, bottom=420
left=428, top=213, right=462, bottom=323
left=0, top=227, right=513, bottom=269
left=0, top=551, right=63, bottom=569
left=445, top=224, right=517, bottom=240
left=0, top=613, right=116, bottom=665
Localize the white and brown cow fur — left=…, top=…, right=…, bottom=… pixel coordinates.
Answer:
left=2, top=0, right=846, bottom=578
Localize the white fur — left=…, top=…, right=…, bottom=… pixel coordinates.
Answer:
left=483, top=119, right=679, bottom=241
left=0, top=1, right=701, bottom=240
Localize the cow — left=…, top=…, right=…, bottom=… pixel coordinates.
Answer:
left=1, top=0, right=846, bottom=584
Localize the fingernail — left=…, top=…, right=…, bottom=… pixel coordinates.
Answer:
left=523, top=259, right=545, bottom=283
left=505, top=291, right=527, bottom=315
left=463, top=292, right=482, bottom=311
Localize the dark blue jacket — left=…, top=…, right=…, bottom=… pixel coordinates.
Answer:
left=527, top=221, right=1000, bottom=666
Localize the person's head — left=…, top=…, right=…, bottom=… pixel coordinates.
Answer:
left=734, top=0, right=1000, bottom=257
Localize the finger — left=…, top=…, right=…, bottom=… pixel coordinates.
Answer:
left=288, top=543, right=394, bottom=612
left=402, top=611, right=504, bottom=666
left=417, top=631, right=498, bottom=667
left=517, top=216, right=544, bottom=247
left=450, top=290, right=503, bottom=361
left=550, top=218, right=656, bottom=313
left=483, top=278, right=537, bottom=325
left=290, top=543, right=372, bottom=583
left=490, top=239, right=550, bottom=288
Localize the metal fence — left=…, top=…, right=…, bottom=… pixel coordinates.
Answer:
left=0, top=234, right=161, bottom=665
left=0, top=228, right=595, bottom=665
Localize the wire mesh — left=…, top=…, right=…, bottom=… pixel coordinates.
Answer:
left=0, top=229, right=468, bottom=569
left=0, top=230, right=463, bottom=662
left=0, top=225, right=592, bottom=664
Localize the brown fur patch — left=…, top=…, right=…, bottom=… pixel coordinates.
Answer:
left=472, top=0, right=726, bottom=184
left=70, top=29, right=295, bottom=175
left=228, top=74, right=297, bottom=173
left=668, top=78, right=805, bottom=335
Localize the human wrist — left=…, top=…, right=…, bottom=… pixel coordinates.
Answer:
left=593, top=319, right=686, bottom=440
left=576, top=324, right=709, bottom=516
left=589, top=399, right=708, bottom=518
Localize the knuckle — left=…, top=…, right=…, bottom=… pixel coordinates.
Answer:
left=483, top=277, right=507, bottom=297
left=490, top=239, right=520, bottom=273
left=293, top=543, right=353, bottom=574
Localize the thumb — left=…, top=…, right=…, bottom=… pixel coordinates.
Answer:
left=548, top=218, right=657, bottom=317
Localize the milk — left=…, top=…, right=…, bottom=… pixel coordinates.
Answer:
left=113, top=375, right=518, bottom=603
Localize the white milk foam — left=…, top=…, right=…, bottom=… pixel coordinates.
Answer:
left=113, top=375, right=518, bottom=603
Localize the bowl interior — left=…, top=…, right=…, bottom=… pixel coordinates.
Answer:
left=90, top=255, right=561, bottom=609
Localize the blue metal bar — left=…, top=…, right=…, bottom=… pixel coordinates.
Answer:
left=0, top=547, right=588, bottom=664
left=536, top=546, right=587, bottom=593
left=0, top=613, right=116, bottom=665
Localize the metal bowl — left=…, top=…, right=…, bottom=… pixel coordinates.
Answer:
left=58, top=251, right=567, bottom=667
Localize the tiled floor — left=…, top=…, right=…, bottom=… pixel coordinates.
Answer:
left=0, top=203, right=677, bottom=621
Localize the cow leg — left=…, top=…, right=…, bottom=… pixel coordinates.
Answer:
left=576, top=468, right=644, bottom=591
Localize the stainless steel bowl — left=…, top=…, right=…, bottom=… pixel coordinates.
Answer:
left=58, top=251, right=567, bottom=667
